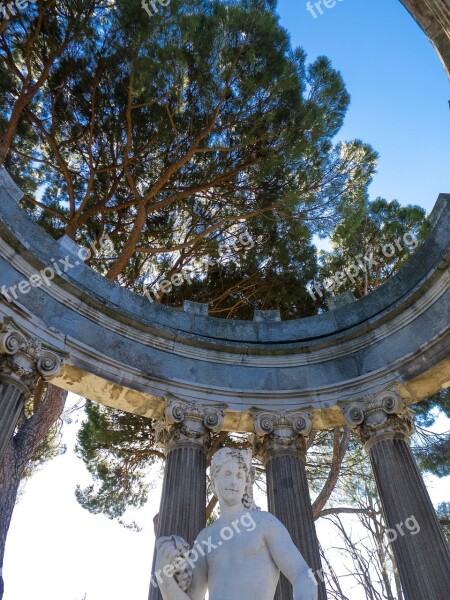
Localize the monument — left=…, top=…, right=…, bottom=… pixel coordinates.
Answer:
left=0, top=169, right=449, bottom=599
left=1, top=4, right=450, bottom=596
left=154, top=448, right=318, bottom=600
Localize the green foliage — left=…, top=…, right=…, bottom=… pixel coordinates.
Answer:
left=436, top=502, right=450, bottom=543
left=414, top=434, right=450, bottom=478
left=3, top=0, right=447, bottom=543
left=317, top=201, right=449, bottom=478
left=412, top=389, right=450, bottom=478
left=413, top=431, right=450, bottom=478
left=413, top=388, right=450, bottom=426
left=75, top=402, right=162, bottom=527
left=317, top=196, right=430, bottom=299
left=2, top=0, right=376, bottom=315
left=169, top=217, right=321, bottom=319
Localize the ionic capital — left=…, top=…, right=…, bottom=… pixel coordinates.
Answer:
left=251, top=408, right=313, bottom=463
left=0, top=319, right=65, bottom=396
left=340, top=388, right=415, bottom=452
left=155, top=395, right=228, bottom=453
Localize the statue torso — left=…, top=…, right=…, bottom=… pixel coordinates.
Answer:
left=196, top=511, right=280, bottom=600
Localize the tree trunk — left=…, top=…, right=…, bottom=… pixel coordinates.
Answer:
left=312, top=428, right=350, bottom=519
left=0, top=384, right=67, bottom=599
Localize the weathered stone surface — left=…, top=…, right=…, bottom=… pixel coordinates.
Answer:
left=266, top=455, right=325, bottom=600
left=400, top=0, right=450, bottom=77
left=0, top=166, right=448, bottom=428
left=340, top=388, right=415, bottom=450
left=0, top=318, right=64, bottom=460
left=155, top=396, right=227, bottom=452
left=0, top=381, right=23, bottom=460
left=254, top=310, right=282, bottom=322
left=326, top=290, right=356, bottom=310
left=149, top=398, right=226, bottom=600
left=370, top=437, right=450, bottom=599
left=342, top=389, right=450, bottom=599
left=150, top=445, right=207, bottom=600
left=154, top=448, right=318, bottom=600
left=182, top=300, right=209, bottom=316
left=253, top=410, right=325, bottom=600
left=0, top=318, right=63, bottom=393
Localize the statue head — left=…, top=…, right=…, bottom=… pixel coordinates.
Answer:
left=210, top=448, right=258, bottom=510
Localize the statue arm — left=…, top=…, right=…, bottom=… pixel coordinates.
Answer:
left=159, top=574, right=207, bottom=600
left=264, top=515, right=318, bottom=600
left=158, top=577, right=192, bottom=600
left=155, top=537, right=207, bottom=600
left=184, top=554, right=208, bottom=600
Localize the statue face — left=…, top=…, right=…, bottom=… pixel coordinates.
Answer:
left=213, top=459, right=247, bottom=507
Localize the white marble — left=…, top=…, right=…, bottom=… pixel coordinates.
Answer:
left=155, top=448, right=318, bottom=600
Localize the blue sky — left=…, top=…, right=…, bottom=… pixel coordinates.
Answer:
left=3, top=2, right=449, bottom=600
left=277, top=0, right=449, bottom=213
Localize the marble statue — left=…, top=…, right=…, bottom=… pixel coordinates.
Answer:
left=155, top=447, right=318, bottom=600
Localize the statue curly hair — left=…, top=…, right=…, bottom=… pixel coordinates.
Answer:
left=210, top=448, right=260, bottom=511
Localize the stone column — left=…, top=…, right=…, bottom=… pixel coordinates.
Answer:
left=148, top=396, right=227, bottom=600
left=252, top=409, right=326, bottom=600
left=0, top=319, right=63, bottom=461
left=341, top=390, right=450, bottom=600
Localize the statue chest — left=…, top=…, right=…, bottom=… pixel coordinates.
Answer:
left=201, top=525, right=269, bottom=566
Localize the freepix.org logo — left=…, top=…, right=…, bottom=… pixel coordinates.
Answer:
left=150, top=511, right=257, bottom=588
left=0, top=0, right=37, bottom=21
left=143, top=229, right=254, bottom=303
left=306, top=0, right=345, bottom=20
left=142, top=0, right=171, bottom=17
left=1, top=235, right=112, bottom=303
left=306, top=230, right=418, bottom=301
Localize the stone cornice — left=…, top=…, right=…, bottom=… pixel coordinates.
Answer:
left=340, top=388, right=415, bottom=451
left=251, top=408, right=313, bottom=462
left=0, top=317, right=65, bottom=395
left=0, top=170, right=449, bottom=427
left=400, top=0, right=450, bottom=78
left=155, top=396, right=228, bottom=453
left=0, top=166, right=447, bottom=350
left=0, top=230, right=447, bottom=364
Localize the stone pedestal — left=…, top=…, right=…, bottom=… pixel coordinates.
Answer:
left=342, top=390, right=450, bottom=600
left=253, top=409, right=326, bottom=600
left=0, top=319, right=63, bottom=461
left=148, top=396, right=226, bottom=600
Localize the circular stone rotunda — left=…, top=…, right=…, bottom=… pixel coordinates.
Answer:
left=0, top=2, right=449, bottom=600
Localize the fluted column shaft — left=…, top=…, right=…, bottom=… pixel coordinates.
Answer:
left=369, top=437, right=450, bottom=599
left=253, top=408, right=326, bottom=600
left=342, top=390, right=450, bottom=600
left=148, top=397, right=226, bottom=600
left=266, top=451, right=326, bottom=600
left=156, top=443, right=207, bottom=545
left=0, top=319, right=63, bottom=462
left=0, top=381, right=25, bottom=460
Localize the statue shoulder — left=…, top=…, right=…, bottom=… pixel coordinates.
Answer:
left=195, top=520, right=219, bottom=542
left=250, top=510, right=283, bottom=527
left=254, top=511, right=289, bottom=534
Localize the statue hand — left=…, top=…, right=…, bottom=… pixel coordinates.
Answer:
left=156, top=536, right=182, bottom=569
left=155, top=535, right=193, bottom=592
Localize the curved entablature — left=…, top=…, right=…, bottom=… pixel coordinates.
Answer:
left=400, top=0, right=450, bottom=77
left=0, top=167, right=449, bottom=431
